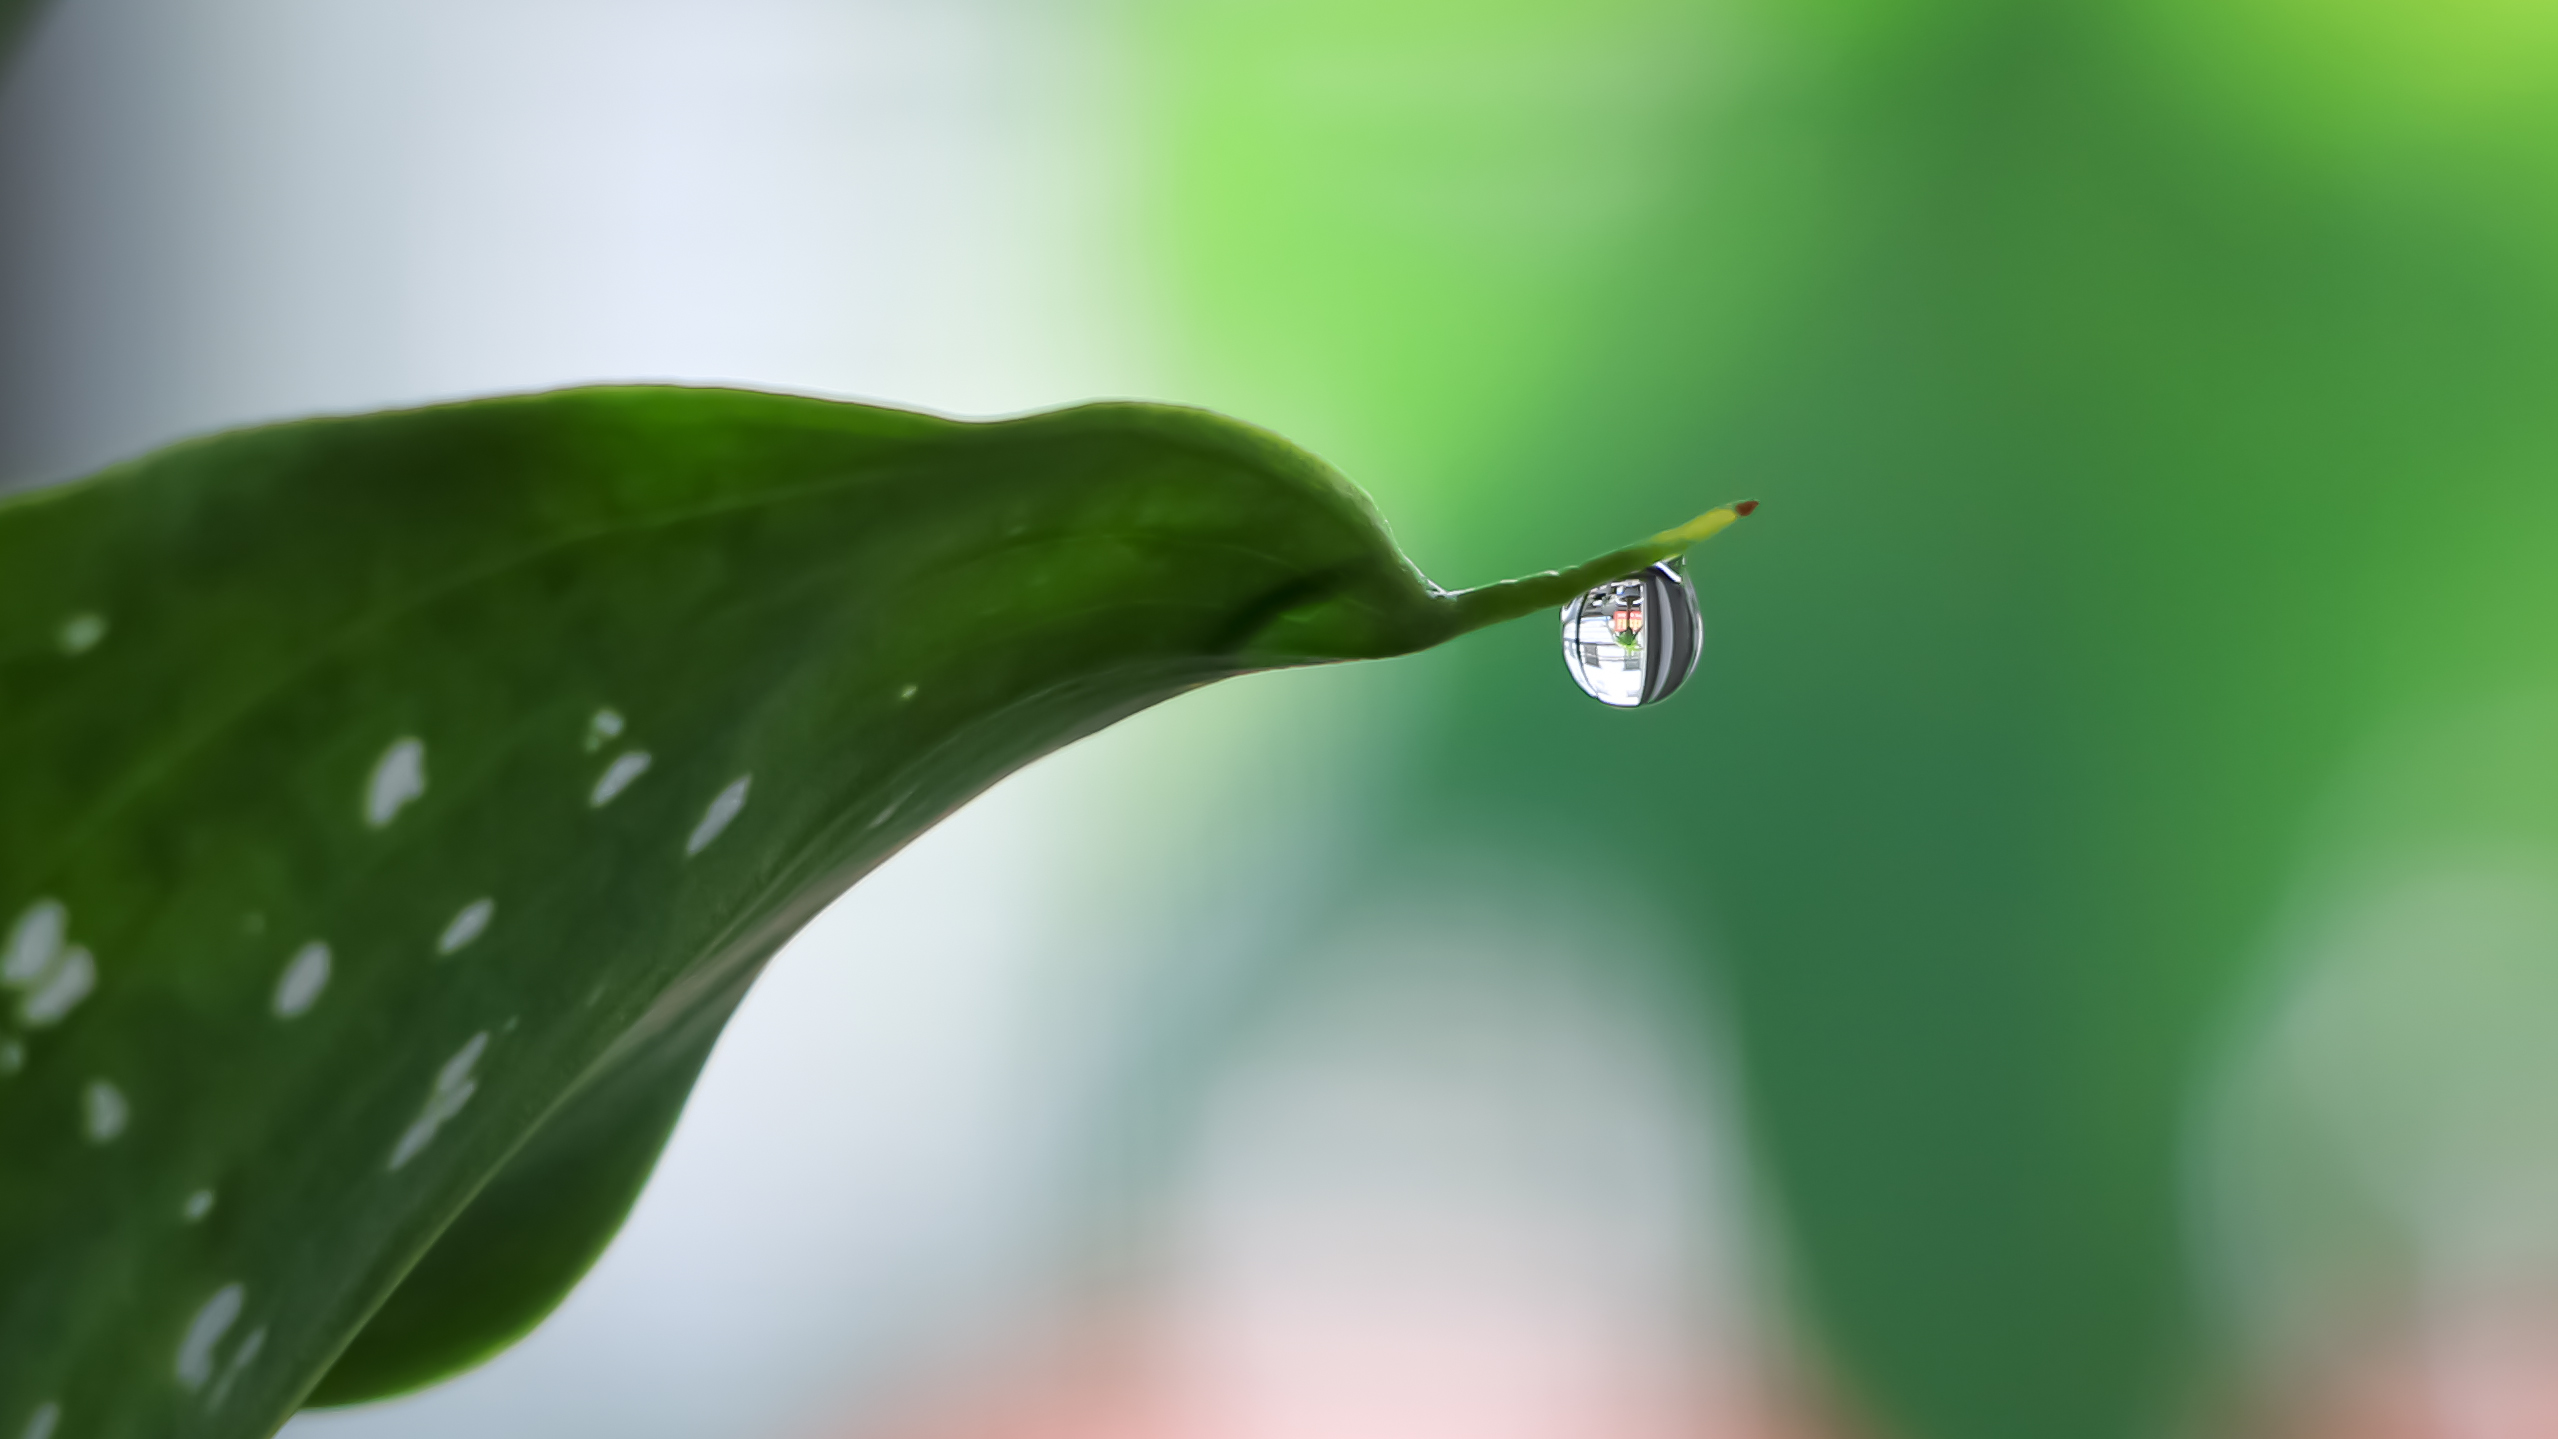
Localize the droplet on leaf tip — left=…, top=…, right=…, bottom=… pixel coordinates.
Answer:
left=1560, top=562, right=1703, bottom=709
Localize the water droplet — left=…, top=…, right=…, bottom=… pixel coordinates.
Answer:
left=1560, top=562, right=1702, bottom=709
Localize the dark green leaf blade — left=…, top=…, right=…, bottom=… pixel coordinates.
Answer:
left=0, top=385, right=1746, bottom=1438
left=302, top=955, right=739, bottom=1408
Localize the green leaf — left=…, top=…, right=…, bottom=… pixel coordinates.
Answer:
left=0, top=384, right=1746, bottom=1437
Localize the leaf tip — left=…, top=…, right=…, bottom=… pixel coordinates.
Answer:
left=1651, top=501, right=1756, bottom=552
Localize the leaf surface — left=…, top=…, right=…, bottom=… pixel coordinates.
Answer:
left=0, top=385, right=1744, bottom=1437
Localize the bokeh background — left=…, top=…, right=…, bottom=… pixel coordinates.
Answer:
left=8, top=1, right=2558, bottom=1436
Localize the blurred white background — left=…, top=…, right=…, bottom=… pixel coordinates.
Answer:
left=0, top=0, right=1152, bottom=482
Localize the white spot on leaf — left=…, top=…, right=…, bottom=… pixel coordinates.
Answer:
left=207, top=1324, right=265, bottom=1409
left=584, top=707, right=625, bottom=752
left=8, top=904, right=97, bottom=1028
left=83, top=1078, right=127, bottom=1143
left=18, top=1401, right=59, bottom=1439
left=389, top=1031, right=489, bottom=1171
left=57, top=612, right=106, bottom=655
left=437, top=898, right=494, bottom=956
left=272, top=942, right=330, bottom=1019
left=175, top=1283, right=243, bottom=1391
left=686, top=776, right=751, bottom=856
left=2, top=899, right=66, bottom=987
left=183, top=1188, right=216, bottom=1223
left=590, top=750, right=652, bottom=807
left=365, top=737, right=427, bottom=828
left=19, top=946, right=95, bottom=1027
left=897, top=683, right=919, bottom=701
left=436, top=1033, right=485, bottom=1093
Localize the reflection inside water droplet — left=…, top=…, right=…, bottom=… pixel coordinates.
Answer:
left=1560, top=561, right=1702, bottom=708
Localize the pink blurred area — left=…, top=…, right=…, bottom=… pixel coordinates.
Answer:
left=2244, top=1307, right=2558, bottom=1439
left=857, top=1295, right=2558, bottom=1439
left=854, top=1303, right=1841, bottom=1439
left=831, top=897, right=1856, bottom=1439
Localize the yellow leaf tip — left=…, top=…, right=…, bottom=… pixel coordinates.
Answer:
left=1652, top=501, right=1758, bottom=550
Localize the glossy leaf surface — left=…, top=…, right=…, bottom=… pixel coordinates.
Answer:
left=0, top=385, right=1745, bottom=1437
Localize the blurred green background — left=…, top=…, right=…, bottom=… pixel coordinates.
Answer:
left=1140, top=1, right=2558, bottom=1435
left=10, top=0, right=2558, bottom=1436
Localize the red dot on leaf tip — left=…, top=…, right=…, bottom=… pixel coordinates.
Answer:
left=1733, top=500, right=1759, bottom=516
